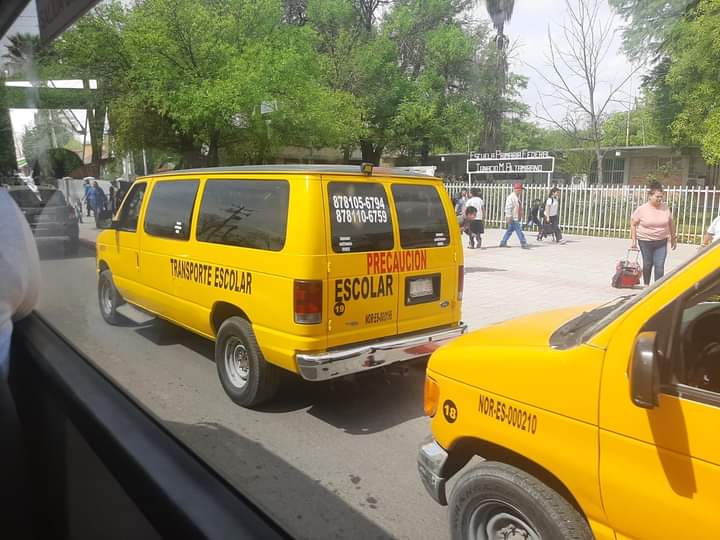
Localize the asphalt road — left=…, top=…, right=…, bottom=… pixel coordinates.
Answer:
left=36, top=240, right=450, bottom=540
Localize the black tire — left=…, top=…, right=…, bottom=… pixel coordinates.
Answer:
left=215, top=316, right=279, bottom=407
left=98, top=269, right=124, bottom=325
left=449, top=462, right=593, bottom=540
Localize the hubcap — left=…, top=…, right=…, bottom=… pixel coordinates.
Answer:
left=467, top=501, right=540, bottom=540
left=101, top=279, right=113, bottom=314
left=224, top=337, right=250, bottom=389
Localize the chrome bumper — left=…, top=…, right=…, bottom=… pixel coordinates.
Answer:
left=417, top=437, right=449, bottom=505
left=296, top=324, right=466, bottom=381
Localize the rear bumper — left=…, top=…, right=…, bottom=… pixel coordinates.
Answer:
left=417, top=437, right=449, bottom=505
left=296, top=323, right=466, bottom=381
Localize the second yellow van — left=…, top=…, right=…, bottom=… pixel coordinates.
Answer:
left=96, top=165, right=466, bottom=406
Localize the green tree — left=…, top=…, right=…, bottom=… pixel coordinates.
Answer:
left=120, top=0, right=361, bottom=165
left=601, top=98, right=662, bottom=147
left=0, top=77, right=18, bottom=174
left=2, top=33, right=41, bottom=78
left=608, top=0, right=691, bottom=62
left=664, top=0, right=720, bottom=164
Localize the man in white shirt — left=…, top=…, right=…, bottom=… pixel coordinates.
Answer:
left=499, top=182, right=529, bottom=249
left=703, top=215, right=720, bottom=246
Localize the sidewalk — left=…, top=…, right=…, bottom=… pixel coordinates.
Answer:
left=460, top=228, right=697, bottom=329
left=79, top=221, right=700, bottom=331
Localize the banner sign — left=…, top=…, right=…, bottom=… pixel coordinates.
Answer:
left=467, top=150, right=555, bottom=175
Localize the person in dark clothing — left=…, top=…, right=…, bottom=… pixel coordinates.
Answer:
left=525, top=199, right=543, bottom=231
left=91, top=181, right=107, bottom=228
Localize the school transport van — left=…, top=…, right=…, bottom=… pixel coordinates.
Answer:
left=96, top=165, right=466, bottom=406
left=418, top=242, right=720, bottom=540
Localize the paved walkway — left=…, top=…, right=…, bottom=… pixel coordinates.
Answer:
left=80, top=222, right=700, bottom=331
left=461, top=227, right=697, bottom=329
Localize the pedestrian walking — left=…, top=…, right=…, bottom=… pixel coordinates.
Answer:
left=499, top=182, right=529, bottom=249
left=544, top=187, right=564, bottom=243
left=109, top=186, right=117, bottom=213
left=463, top=188, right=484, bottom=249
left=525, top=199, right=543, bottom=231
left=454, top=188, right=469, bottom=227
left=92, top=181, right=108, bottom=228
left=82, top=178, right=93, bottom=217
left=702, top=213, right=720, bottom=246
left=630, top=181, right=677, bottom=285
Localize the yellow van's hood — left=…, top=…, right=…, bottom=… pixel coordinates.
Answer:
left=428, top=305, right=605, bottom=424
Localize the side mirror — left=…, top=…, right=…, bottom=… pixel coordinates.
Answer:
left=630, top=331, right=660, bottom=409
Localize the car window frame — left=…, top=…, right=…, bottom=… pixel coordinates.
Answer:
left=117, top=181, right=147, bottom=233
left=327, top=180, right=395, bottom=254
left=143, top=179, right=200, bottom=241
left=195, top=178, right=290, bottom=252
left=390, top=182, right=450, bottom=250
left=661, top=269, right=720, bottom=408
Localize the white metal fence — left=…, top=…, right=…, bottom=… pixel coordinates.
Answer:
left=444, top=183, right=720, bottom=244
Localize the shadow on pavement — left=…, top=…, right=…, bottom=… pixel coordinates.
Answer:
left=134, top=319, right=215, bottom=362
left=163, top=419, right=393, bottom=540
left=134, top=320, right=427, bottom=434
left=36, top=239, right=94, bottom=261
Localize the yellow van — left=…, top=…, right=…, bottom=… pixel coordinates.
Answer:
left=96, top=165, right=466, bottom=406
left=418, top=242, right=720, bottom=540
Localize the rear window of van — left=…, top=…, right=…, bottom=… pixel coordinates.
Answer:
left=328, top=182, right=393, bottom=253
left=391, top=184, right=450, bottom=248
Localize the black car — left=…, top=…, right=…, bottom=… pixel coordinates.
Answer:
left=8, top=186, right=80, bottom=250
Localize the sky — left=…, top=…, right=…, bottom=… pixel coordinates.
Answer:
left=2, top=0, right=640, bottom=152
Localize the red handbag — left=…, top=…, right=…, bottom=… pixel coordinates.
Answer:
left=612, top=248, right=641, bottom=288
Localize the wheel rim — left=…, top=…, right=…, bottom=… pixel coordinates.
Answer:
left=467, top=500, right=540, bottom=540
left=224, top=337, right=250, bottom=389
left=100, top=279, right=113, bottom=315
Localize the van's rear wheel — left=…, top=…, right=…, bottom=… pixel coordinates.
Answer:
left=449, top=462, right=592, bottom=540
left=215, top=317, right=279, bottom=407
left=98, top=269, right=124, bottom=325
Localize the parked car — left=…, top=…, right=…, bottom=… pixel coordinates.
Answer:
left=7, top=185, right=80, bottom=251
left=418, top=241, right=720, bottom=539
left=96, top=164, right=467, bottom=407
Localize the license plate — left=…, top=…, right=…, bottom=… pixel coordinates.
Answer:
left=409, top=277, right=434, bottom=298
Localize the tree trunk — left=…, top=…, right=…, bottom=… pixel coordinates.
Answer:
left=207, top=130, right=220, bottom=167
left=360, top=140, right=383, bottom=165
left=179, top=134, right=202, bottom=168
left=420, top=140, right=430, bottom=163
left=595, top=146, right=604, bottom=185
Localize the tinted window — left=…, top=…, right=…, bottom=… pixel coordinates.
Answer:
left=143, top=180, right=199, bottom=240
left=328, top=182, right=393, bottom=253
left=118, top=182, right=146, bottom=232
left=10, top=188, right=66, bottom=207
left=391, top=184, right=450, bottom=248
left=196, top=180, right=289, bottom=251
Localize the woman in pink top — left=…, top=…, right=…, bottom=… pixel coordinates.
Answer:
left=630, top=182, right=677, bottom=285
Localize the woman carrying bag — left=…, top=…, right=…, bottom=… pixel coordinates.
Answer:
left=630, top=181, right=677, bottom=285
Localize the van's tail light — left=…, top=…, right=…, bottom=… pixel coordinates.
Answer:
left=424, top=376, right=439, bottom=417
left=294, top=280, right=323, bottom=324
left=457, top=265, right=464, bottom=301
left=68, top=206, right=77, bottom=219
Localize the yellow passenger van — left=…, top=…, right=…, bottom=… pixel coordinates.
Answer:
left=418, top=242, right=720, bottom=540
left=96, top=165, right=466, bottom=406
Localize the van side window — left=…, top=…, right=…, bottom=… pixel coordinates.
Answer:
left=143, top=180, right=199, bottom=240
left=673, top=277, right=720, bottom=401
left=117, top=182, right=146, bottom=232
left=328, top=182, right=393, bottom=253
left=196, top=180, right=289, bottom=251
left=391, top=184, right=450, bottom=249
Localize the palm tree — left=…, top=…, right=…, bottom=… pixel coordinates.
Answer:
left=482, top=0, right=515, bottom=152
left=2, top=33, right=41, bottom=77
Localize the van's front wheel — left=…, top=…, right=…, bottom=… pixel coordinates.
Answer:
left=449, top=462, right=593, bottom=540
left=215, top=317, right=279, bottom=407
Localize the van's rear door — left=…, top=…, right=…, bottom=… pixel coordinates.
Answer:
left=390, top=181, right=457, bottom=334
left=323, top=178, right=399, bottom=348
